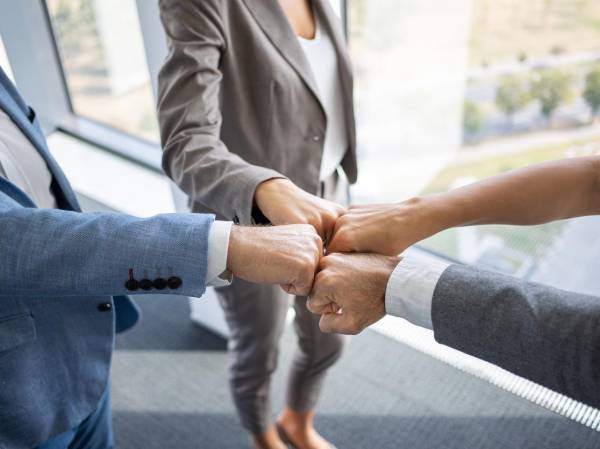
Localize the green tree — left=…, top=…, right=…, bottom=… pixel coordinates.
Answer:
left=495, top=75, right=531, bottom=129
left=463, top=100, right=484, bottom=140
left=583, top=66, right=600, bottom=122
left=530, top=68, right=574, bottom=127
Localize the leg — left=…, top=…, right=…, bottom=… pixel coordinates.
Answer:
left=278, top=169, right=349, bottom=449
left=286, top=296, right=346, bottom=412
left=216, top=279, right=290, bottom=447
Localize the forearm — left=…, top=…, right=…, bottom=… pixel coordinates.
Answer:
left=158, top=0, right=283, bottom=224
left=432, top=264, right=600, bottom=408
left=417, top=156, right=600, bottom=231
left=0, top=208, right=213, bottom=298
left=161, top=135, right=283, bottom=224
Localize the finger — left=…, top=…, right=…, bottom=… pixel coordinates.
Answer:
left=306, top=297, right=338, bottom=315
left=328, top=227, right=350, bottom=253
left=319, top=312, right=353, bottom=334
left=306, top=291, right=335, bottom=311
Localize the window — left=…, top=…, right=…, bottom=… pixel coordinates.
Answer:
left=348, top=0, right=600, bottom=276
left=46, top=0, right=159, bottom=143
left=0, top=34, right=15, bottom=83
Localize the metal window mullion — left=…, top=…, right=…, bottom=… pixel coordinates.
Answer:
left=135, top=0, right=168, bottom=100
left=0, top=0, right=73, bottom=132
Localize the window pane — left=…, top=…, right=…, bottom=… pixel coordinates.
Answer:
left=349, top=0, right=600, bottom=275
left=46, top=0, right=159, bottom=142
left=0, top=34, right=15, bottom=83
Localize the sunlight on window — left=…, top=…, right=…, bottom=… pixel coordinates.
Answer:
left=349, top=0, right=600, bottom=275
left=46, top=0, right=159, bottom=143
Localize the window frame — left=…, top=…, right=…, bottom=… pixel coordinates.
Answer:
left=0, top=0, right=165, bottom=172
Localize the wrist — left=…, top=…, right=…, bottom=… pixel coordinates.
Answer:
left=403, top=195, right=461, bottom=237
left=226, top=226, right=247, bottom=275
left=378, top=255, right=402, bottom=298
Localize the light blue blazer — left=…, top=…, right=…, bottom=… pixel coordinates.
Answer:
left=0, top=67, right=214, bottom=449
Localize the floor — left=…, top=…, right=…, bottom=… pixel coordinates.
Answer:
left=111, top=294, right=600, bottom=449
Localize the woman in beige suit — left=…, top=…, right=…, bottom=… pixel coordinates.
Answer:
left=158, top=1, right=356, bottom=448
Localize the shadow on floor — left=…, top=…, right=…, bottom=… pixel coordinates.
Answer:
left=114, top=411, right=600, bottom=449
left=116, top=294, right=227, bottom=352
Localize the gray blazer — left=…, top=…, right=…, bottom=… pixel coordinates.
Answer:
left=158, top=0, right=357, bottom=224
left=432, top=264, right=600, bottom=409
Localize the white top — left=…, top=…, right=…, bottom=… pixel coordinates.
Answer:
left=0, top=108, right=56, bottom=208
left=0, top=107, right=231, bottom=286
left=298, top=12, right=348, bottom=181
left=385, top=255, right=451, bottom=330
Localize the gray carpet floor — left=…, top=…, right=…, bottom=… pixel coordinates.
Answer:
left=111, top=295, right=600, bottom=449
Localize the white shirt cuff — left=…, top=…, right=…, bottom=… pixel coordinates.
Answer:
left=384, top=255, right=450, bottom=330
left=206, top=221, right=233, bottom=287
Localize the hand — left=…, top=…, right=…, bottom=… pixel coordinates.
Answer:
left=254, top=178, right=345, bottom=241
left=307, top=253, right=401, bottom=335
left=226, top=224, right=323, bottom=295
left=328, top=198, right=442, bottom=256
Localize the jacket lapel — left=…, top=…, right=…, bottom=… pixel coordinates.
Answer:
left=0, top=176, right=36, bottom=208
left=0, top=70, right=81, bottom=211
left=241, top=0, right=324, bottom=113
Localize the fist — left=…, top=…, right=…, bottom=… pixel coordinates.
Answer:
left=328, top=200, right=433, bottom=256
left=254, top=178, right=345, bottom=242
left=227, top=224, right=323, bottom=295
left=307, top=253, right=400, bottom=334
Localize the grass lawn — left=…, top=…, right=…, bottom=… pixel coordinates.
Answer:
left=420, top=138, right=596, bottom=195
left=415, top=135, right=598, bottom=274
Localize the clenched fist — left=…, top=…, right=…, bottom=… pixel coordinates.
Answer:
left=307, top=253, right=401, bottom=335
left=254, top=178, right=346, bottom=242
left=226, top=224, right=323, bottom=296
left=328, top=199, right=443, bottom=256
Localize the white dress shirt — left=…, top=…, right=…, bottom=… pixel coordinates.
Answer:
left=298, top=12, right=348, bottom=181
left=385, top=256, right=451, bottom=330
left=0, top=108, right=56, bottom=208
left=0, top=108, right=231, bottom=286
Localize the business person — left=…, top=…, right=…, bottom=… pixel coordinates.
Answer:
left=158, top=1, right=356, bottom=447
left=308, top=156, right=600, bottom=409
left=0, top=65, right=324, bottom=449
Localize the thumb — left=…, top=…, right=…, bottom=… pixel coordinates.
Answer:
left=319, top=312, right=352, bottom=334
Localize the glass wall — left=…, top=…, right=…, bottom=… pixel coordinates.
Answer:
left=348, top=0, right=600, bottom=276
left=46, top=0, right=159, bottom=142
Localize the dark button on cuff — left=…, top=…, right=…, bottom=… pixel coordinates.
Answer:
left=98, top=303, right=112, bottom=312
left=139, top=279, right=154, bottom=291
left=154, top=278, right=167, bottom=290
left=167, top=276, right=182, bottom=289
left=125, top=279, right=139, bottom=291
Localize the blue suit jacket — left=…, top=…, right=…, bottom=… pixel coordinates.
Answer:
left=0, top=68, right=214, bottom=449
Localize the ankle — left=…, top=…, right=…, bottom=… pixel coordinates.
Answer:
left=252, top=425, right=287, bottom=449
left=278, top=407, right=314, bottom=435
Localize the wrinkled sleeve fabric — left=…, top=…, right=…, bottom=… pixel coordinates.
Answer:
left=432, top=264, right=600, bottom=409
left=0, top=191, right=214, bottom=298
left=157, top=0, right=283, bottom=224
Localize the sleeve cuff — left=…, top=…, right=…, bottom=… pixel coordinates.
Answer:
left=384, top=255, right=450, bottom=330
left=206, top=220, right=233, bottom=287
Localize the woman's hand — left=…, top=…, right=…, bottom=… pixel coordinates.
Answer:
left=328, top=198, right=447, bottom=256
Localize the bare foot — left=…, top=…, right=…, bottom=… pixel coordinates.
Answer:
left=277, top=407, right=334, bottom=449
left=252, top=424, right=288, bottom=449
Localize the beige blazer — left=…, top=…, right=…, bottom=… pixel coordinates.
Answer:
left=158, top=0, right=357, bottom=224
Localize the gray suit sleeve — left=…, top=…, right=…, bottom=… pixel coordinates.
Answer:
left=157, top=0, right=283, bottom=224
left=431, top=264, right=600, bottom=409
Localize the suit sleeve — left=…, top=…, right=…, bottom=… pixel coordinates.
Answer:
left=157, top=0, right=283, bottom=224
left=0, top=192, right=214, bottom=298
left=431, top=264, right=600, bottom=409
